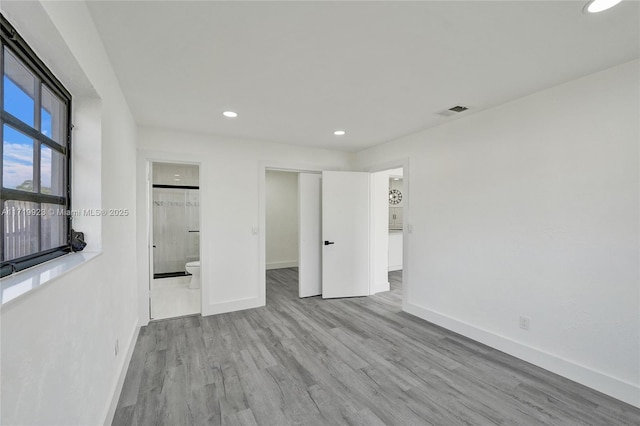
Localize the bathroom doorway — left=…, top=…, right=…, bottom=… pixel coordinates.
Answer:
left=150, top=162, right=201, bottom=320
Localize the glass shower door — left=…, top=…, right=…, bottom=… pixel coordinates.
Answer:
left=152, top=187, right=199, bottom=277
left=185, top=189, right=200, bottom=262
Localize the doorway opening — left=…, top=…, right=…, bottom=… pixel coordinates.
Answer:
left=262, top=165, right=406, bottom=308
left=265, top=170, right=302, bottom=304
left=149, top=161, right=201, bottom=320
left=265, top=169, right=324, bottom=305
left=371, top=166, right=405, bottom=303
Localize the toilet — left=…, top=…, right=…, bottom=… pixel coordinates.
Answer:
left=185, top=261, right=201, bottom=289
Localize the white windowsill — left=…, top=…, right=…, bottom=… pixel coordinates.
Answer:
left=0, top=251, right=102, bottom=306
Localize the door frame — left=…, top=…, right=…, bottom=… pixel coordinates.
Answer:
left=148, top=160, right=202, bottom=320
left=136, top=152, right=203, bottom=326
left=259, top=159, right=409, bottom=306
left=361, top=157, right=410, bottom=311
left=259, top=162, right=331, bottom=305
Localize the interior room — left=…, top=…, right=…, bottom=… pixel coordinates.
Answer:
left=387, top=169, right=404, bottom=293
left=265, top=170, right=299, bottom=273
left=150, top=162, right=201, bottom=320
left=0, top=1, right=638, bottom=425
left=265, top=169, right=302, bottom=303
left=370, top=166, right=405, bottom=296
left=388, top=176, right=403, bottom=268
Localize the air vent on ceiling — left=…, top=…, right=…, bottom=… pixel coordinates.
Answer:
left=448, top=105, right=469, bottom=113
left=436, top=105, right=470, bottom=117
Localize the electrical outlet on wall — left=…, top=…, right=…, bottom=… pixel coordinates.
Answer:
left=115, top=339, right=119, bottom=356
left=519, top=316, right=531, bottom=331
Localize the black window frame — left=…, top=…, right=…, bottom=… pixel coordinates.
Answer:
left=1, top=14, right=73, bottom=278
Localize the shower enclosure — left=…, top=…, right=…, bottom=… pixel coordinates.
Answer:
left=152, top=164, right=200, bottom=278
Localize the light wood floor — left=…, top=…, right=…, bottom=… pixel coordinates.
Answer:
left=112, top=268, right=639, bottom=425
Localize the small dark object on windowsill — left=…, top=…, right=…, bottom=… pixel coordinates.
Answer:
left=71, top=229, right=87, bottom=252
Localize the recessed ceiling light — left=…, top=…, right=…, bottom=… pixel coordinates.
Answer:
left=584, top=0, right=623, bottom=13
left=223, top=111, right=238, bottom=118
left=334, top=130, right=346, bottom=136
left=174, top=178, right=181, bottom=182
left=174, top=174, right=180, bottom=177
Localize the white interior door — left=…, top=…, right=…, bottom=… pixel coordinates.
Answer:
left=322, top=171, right=370, bottom=298
left=298, top=173, right=322, bottom=298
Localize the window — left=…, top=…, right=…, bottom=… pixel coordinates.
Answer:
left=1, top=14, right=72, bottom=278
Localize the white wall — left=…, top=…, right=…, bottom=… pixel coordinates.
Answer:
left=0, top=1, right=139, bottom=425
left=355, top=60, right=640, bottom=407
left=136, top=127, right=352, bottom=319
left=266, top=171, right=299, bottom=269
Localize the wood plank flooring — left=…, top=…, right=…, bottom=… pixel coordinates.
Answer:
left=113, top=268, right=640, bottom=425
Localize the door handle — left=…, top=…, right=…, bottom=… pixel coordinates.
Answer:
left=324, top=241, right=335, bottom=246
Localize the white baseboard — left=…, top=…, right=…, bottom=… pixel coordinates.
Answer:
left=404, top=302, right=640, bottom=408
left=202, top=296, right=263, bottom=316
left=103, top=323, right=141, bottom=425
left=266, top=261, right=299, bottom=270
